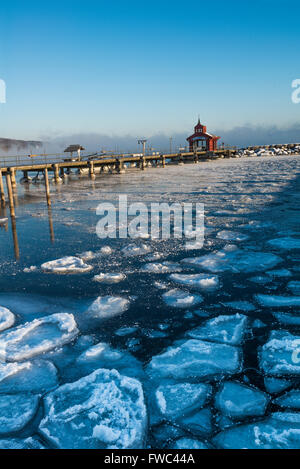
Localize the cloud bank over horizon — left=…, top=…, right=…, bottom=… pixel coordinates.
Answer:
left=1, top=124, right=300, bottom=155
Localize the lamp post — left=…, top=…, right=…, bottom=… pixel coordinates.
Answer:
left=138, top=139, right=147, bottom=156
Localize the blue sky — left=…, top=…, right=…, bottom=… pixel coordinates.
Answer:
left=0, top=0, right=300, bottom=147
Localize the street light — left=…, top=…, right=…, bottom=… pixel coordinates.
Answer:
left=138, top=139, right=147, bottom=156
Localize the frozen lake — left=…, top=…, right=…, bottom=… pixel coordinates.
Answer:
left=0, top=155, right=299, bottom=449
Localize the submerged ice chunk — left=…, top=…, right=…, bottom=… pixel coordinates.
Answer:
left=41, top=256, right=93, bottom=274
left=0, top=360, right=58, bottom=394
left=146, top=339, right=242, bottom=381
left=215, top=382, right=268, bottom=419
left=170, top=438, right=209, bottom=450
left=39, top=368, right=147, bottom=449
left=86, top=296, right=130, bottom=319
left=0, top=394, right=39, bottom=435
left=177, top=407, right=213, bottom=436
left=162, top=289, right=203, bottom=308
left=182, top=247, right=281, bottom=273
left=93, top=273, right=126, bottom=284
left=260, top=331, right=300, bottom=377
left=169, top=273, right=219, bottom=290
left=267, top=237, right=300, bottom=250
left=0, top=313, right=78, bottom=362
left=216, top=231, right=249, bottom=242
left=288, top=281, right=300, bottom=295
left=0, top=306, right=15, bottom=332
left=221, top=301, right=255, bottom=312
left=256, top=294, right=300, bottom=307
left=214, top=412, right=300, bottom=449
left=187, top=314, right=248, bottom=346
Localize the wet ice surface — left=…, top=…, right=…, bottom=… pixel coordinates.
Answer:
left=0, top=155, right=299, bottom=448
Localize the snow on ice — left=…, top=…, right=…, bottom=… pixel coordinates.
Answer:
left=39, top=368, right=147, bottom=449
left=0, top=313, right=78, bottom=361
left=41, top=256, right=93, bottom=274
left=187, top=314, right=248, bottom=346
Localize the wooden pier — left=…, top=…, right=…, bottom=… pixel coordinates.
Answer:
left=0, top=148, right=235, bottom=207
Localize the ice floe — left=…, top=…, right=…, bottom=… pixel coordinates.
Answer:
left=115, top=326, right=138, bottom=336
left=215, top=382, right=269, bottom=419
left=267, top=237, right=300, bottom=250
left=146, top=339, right=242, bottom=381
left=169, top=273, right=219, bottom=290
left=0, top=313, right=78, bottom=361
left=41, top=256, right=93, bottom=274
left=162, top=289, right=203, bottom=308
left=177, top=407, right=213, bottom=436
left=170, top=438, right=209, bottom=450
left=256, top=294, right=300, bottom=307
left=0, top=360, right=58, bottom=394
left=141, top=262, right=182, bottom=274
left=221, top=301, right=255, bottom=312
left=0, top=437, right=45, bottom=449
left=266, top=269, right=292, bottom=277
left=216, top=231, right=249, bottom=242
left=0, top=306, right=15, bottom=332
left=86, top=296, right=130, bottom=319
left=187, top=314, right=248, bottom=346
left=0, top=394, right=39, bottom=435
left=122, top=243, right=151, bottom=257
left=264, top=377, right=292, bottom=395
left=214, top=412, right=300, bottom=449
left=39, top=368, right=147, bottom=449
left=151, top=382, right=211, bottom=424
left=274, top=391, right=300, bottom=409
left=260, top=331, right=300, bottom=377
left=182, top=246, right=281, bottom=273
left=288, top=280, right=300, bottom=295
left=93, top=272, right=126, bottom=283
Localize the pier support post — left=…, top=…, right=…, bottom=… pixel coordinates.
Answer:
left=10, top=168, right=17, bottom=189
left=161, top=155, right=165, bottom=168
left=88, top=161, right=95, bottom=179
left=116, top=159, right=125, bottom=174
left=193, top=152, right=198, bottom=163
left=44, top=168, right=51, bottom=207
left=0, top=170, right=5, bottom=208
left=139, top=157, right=145, bottom=170
left=22, top=170, right=30, bottom=182
left=52, top=164, right=61, bottom=183
left=5, top=172, right=15, bottom=218
left=59, top=167, right=65, bottom=179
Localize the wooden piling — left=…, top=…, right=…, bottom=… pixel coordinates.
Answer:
left=59, top=167, right=65, bottom=178
left=44, top=168, right=51, bottom=207
left=11, top=215, right=20, bottom=260
left=0, top=169, right=5, bottom=208
left=5, top=172, right=15, bottom=218
left=10, top=168, right=17, bottom=189
left=88, top=161, right=95, bottom=178
left=140, top=157, right=145, bottom=170
left=161, top=156, right=166, bottom=168
left=47, top=206, right=55, bottom=243
left=53, top=164, right=60, bottom=183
